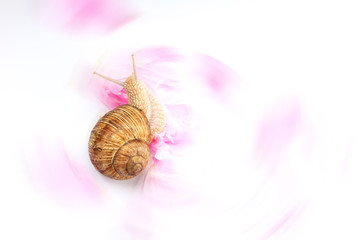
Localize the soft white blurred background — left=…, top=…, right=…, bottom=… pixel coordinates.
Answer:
left=1, top=0, right=360, bottom=239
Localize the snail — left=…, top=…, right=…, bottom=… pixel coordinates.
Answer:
left=89, top=55, right=166, bottom=180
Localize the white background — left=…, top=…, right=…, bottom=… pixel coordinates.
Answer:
left=1, top=0, right=360, bottom=239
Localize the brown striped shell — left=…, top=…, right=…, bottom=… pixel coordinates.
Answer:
left=89, top=105, right=151, bottom=180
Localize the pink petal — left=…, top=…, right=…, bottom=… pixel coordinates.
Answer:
left=262, top=205, right=307, bottom=239
left=141, top=160, right=198, bottom=208
left=193, top=53, right=242, bottom=105
left=122, top=198, right=155, bottom=240
left=27, top=138, right=103, bottom=206
left=38, top=0, right=137, bottom=34
left=84, top=46, right=239, bottom=211
left=256, top=96, right=302, bottom=158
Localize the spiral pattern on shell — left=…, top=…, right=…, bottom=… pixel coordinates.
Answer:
left=89, top=105, right=151, bottom=180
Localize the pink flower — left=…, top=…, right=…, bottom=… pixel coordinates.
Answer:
left=38, top=0, right=137, bottom=34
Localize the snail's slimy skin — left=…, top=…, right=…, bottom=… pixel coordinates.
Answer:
left=123, top=75, right=166, bottom=139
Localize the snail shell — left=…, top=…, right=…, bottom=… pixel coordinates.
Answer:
left=89, top=104, right=151, bottom=180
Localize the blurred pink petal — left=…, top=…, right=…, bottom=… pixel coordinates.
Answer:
left=246, top=96, right=303, bottom=202
left=122, top=200, right=155, bottom=240
left=141, top=160, right=197, bottom=208
left=86, top=47, right=239, bottom=214
left=28, top=138, right=103, bottom=205
left=256, top=96, right=302, bottom=159
left=121, top=160, right=197, bottom=239
left=39, top=0, right=137, bottom=34
left=262, top=204, right=307, bottom=239
left=193, top=54, right=242, bottom=105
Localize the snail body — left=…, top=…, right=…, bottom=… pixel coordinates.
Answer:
left=122, top=75, right=166, bottom=138
left=89, top=55, right=166, bottom=180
